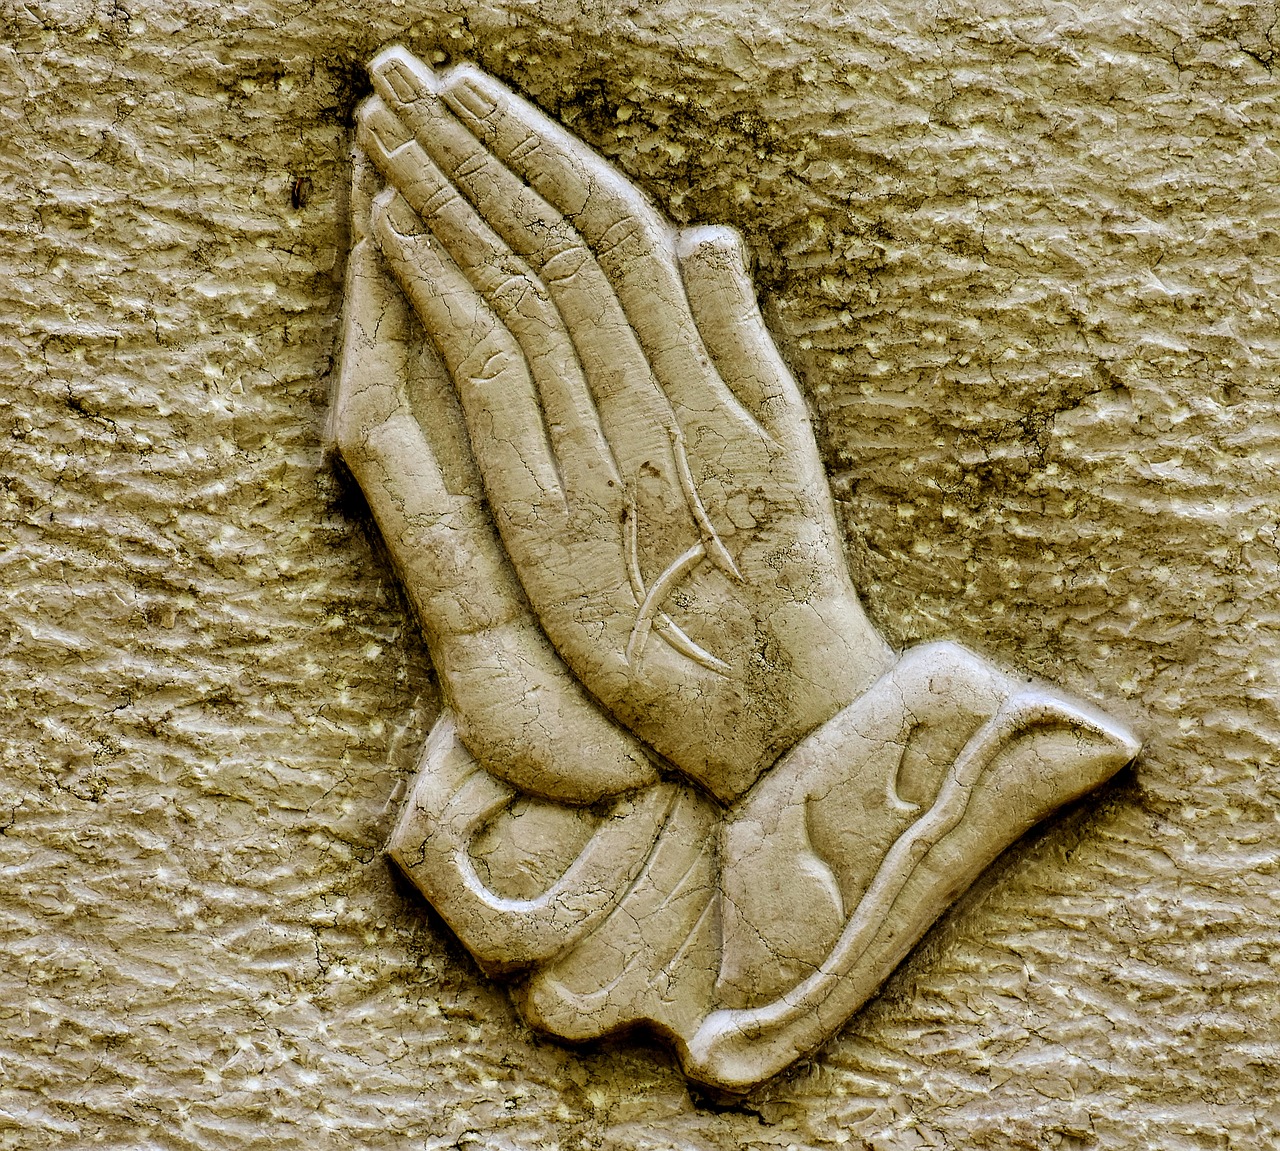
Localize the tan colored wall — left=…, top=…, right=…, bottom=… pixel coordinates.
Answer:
left=2, top=1, right=1277, bottom=1146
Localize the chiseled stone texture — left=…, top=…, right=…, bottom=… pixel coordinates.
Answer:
left=1, top=0, right=1277, bottom=1146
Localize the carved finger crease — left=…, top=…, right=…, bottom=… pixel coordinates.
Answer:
left=541, top=245, right=590, bottom=285
left=420, top=181, right=460, bottom=216
left=507, top=132, right=544, bottom=165
left=594, top=216, right=646, bottom=261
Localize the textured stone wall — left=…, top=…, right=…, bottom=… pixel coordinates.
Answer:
left=2, top=1, right=1277, bottom=1146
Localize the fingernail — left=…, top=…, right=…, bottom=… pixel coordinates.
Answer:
left=445, top=73, right=497, bottom=120
left=365, top=103, right=412, bottom=154
left=370, top=47, right=431, bottom=102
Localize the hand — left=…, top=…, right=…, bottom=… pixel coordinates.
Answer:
left=353, top=48, right=894, bottom=802
left=333, top=48, right=1140, bottom=1091
left=330, top=149, right=658, bottom=805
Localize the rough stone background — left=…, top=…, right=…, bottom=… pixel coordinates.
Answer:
left=2, top=0, right=1278, bottom=1146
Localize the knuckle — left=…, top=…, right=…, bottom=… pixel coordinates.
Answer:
left=462, top=346, right=513, bottom=385
left=542, top=242, right=591, bottom=285
left=508, top=130, right=543, bottom=164
left=491, top=274, right=536, bottom=311
left=331, top=413, right=364, bottom=461
left=417, top=177, right=459, bottom=216
left=595, top=216, right=644, bottom=260
left=356, top=97, right=385, bottom=131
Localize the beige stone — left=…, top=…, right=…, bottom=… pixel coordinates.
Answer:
left=3, top=0, right=1278, bottom=1145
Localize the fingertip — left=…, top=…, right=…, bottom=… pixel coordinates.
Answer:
left=676, top=224, right=752, bottom=277
left=359, top=99, right=415, bottom=160
left=370, top=44, right=436, bottom=103
left=440, top=63, right=500, bottom=122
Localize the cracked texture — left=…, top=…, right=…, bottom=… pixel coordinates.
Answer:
left=2, top=0, right=1279, bottom=1146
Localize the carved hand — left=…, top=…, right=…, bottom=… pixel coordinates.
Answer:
left=333, top=48, right=1140, bottom=1091
left=350, top=48, right=893, bottom=801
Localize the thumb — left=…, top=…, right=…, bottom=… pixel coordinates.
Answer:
left=676, top=225, right=809, bottom=441
left=676, top=223, right=758, bottom=322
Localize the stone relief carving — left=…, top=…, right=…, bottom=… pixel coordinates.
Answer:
left=329, top=46, right=1141, bottom=1091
